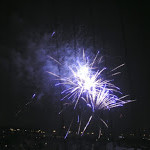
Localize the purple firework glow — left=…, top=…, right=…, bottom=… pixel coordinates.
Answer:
left=48, top=50, right=133, bottom=138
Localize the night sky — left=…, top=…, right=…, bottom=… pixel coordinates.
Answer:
left=0, top=1, right=149, bottom=133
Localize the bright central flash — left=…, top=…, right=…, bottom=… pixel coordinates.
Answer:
left=76, top=65, right=95, bottom=92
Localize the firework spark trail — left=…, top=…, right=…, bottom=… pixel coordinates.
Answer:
left=99, top=118, right=108, bottom=128
left=77, top=115, right=79, bottom=123
left=81, top=115, right=93, bottom=136
left=51, top=31, right=55, bottom=37
left=98, top=128, right=101, bottom=139
left=77, top=118, right=82, bottom=135
left=48, top=56, right=61, bottom=65
left=16, top=93, right=37, bottom=116
left=48, top=50, right=133, bottom=138
left=64, top=117, right=74, bottom=139
left=110, top=63, right=125, bottom=72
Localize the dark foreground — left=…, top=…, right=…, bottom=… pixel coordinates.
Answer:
left=1, top=128, right=150, bottom=150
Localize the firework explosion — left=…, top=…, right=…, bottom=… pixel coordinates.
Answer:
left=48, top=50, right=133, bottom=138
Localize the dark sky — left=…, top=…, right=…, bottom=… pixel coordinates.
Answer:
left=0, top=1, right=149, bottom=132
